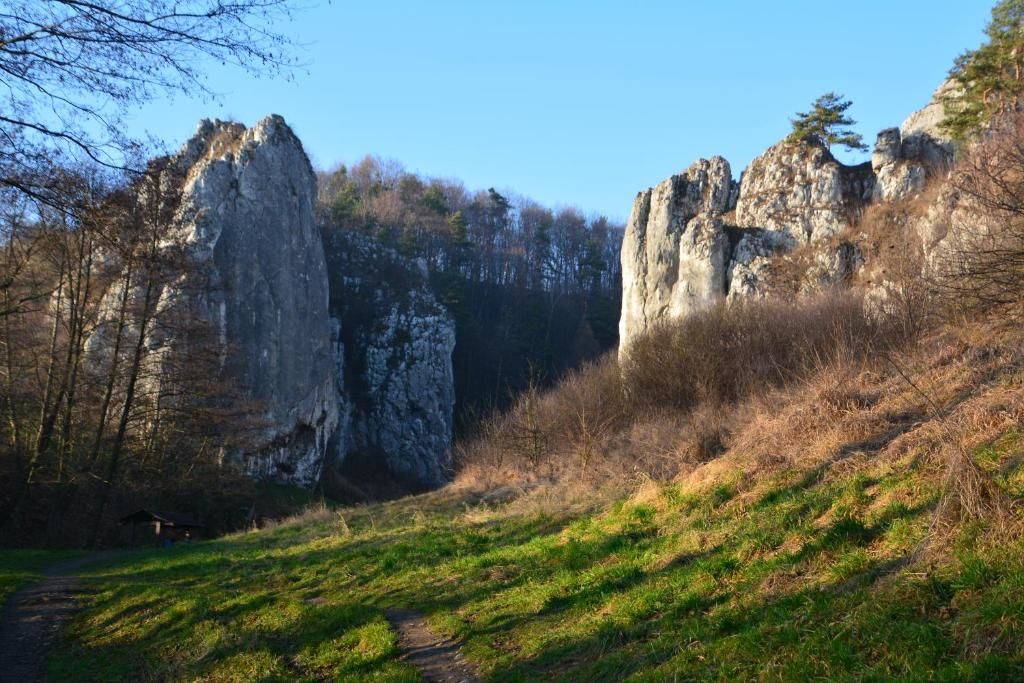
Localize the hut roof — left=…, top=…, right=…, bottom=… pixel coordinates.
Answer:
left=119, top=509, right=205, bottom=528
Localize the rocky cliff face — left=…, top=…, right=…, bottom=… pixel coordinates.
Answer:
left=163, top=116, right=339, bottom=487
left=871, top=89, right=955, bottom=203
left=620, top=142, right=870, bottom=356
left=618, top=157, right=735, bottom=354
left=324, top=230, right=456, bottom=491
left=735, top=141, right=874, bottom=244
left=91, top=116, right=458, bottom=491
left=619, top=87, right=955, bottom=354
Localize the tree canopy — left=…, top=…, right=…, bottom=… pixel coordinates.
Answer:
left=0, top=0, right=297, bottom=205
left=941, top=0, right=1024, bottom=140
left=787, top=92, right=868, bottom=153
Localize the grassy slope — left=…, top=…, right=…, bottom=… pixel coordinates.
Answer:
left=41, top=323, right=1024, bottom=681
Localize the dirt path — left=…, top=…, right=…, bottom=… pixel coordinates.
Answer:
left=385, top=608, right=480, bottom=683
left=0, top=555, right=109, bottom=683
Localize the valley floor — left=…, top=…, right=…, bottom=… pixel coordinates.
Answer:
left=34, top=475, right=1024, bottom=680
left=6, top=320, right=1024, bottom=682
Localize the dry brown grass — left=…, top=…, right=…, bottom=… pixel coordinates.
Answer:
left=457, top=298, right=1024, bottom=547
left=621, top=291, right=899, bottom=412
left=457, top=291, right=904, bottom=491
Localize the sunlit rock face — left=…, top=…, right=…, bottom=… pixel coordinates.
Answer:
left=618, top=140, right=876, bottom=357
left=618, top=157, right=735, bottom=356
left=734, top=140, right=874, bottom=244
left=166, top=115, right=339, bottom=487
left=869, top=83, right=956, bottom=203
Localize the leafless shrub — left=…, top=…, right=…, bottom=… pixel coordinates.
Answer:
left=456, top=354, right=631, bottom=483
left=930, top=112, right=1024, bottom=319
left=620, top=292, right=899, bottom=412
left=458, top=292, right=908, bottom=488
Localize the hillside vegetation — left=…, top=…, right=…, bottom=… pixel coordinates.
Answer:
left=42, top=308, right=1024, bottom=680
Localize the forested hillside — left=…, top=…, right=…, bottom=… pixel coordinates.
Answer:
left=317, top=158, right=624, bottom=429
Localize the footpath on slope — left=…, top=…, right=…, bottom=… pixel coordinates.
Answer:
left=385, top=608, right=480, bottom=683
left=0, top=554, right=116, bottom=683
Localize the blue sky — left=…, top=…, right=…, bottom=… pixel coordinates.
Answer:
left=125, top=1, right=994, bottom=222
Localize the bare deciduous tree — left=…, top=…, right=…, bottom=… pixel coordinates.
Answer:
left=0, top=0, right=298, bottom=201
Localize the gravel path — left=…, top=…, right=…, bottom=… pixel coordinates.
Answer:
left=0, top=555, right=107, bottom=683
left=385, top=608, right=480, bottom=683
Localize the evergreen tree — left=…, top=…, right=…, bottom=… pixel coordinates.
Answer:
left=787, top=92, right=868, bottom=152
left=941, top=0, right=1024, bottom=140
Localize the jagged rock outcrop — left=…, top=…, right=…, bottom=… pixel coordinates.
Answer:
left=901, top=80, right=957, bottom=155
left=872, top=83, right=957, bottom=202
left=735, top=141, right=875, bottom=244
left=618, top=157, right=735, bottom=354
left=618, top=82, right=968, bottom=358
left=871, top=127, right=929, bottom=202
left=620, top=142, right=876, bottom=355
left=324, top=230, right=456, bottom=490
left=163, top=116, right=339, bottom=487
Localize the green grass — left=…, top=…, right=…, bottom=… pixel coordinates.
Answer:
left=46, top=441, right=1024, bottom=682
left=0, top=549, right=85, bottom=605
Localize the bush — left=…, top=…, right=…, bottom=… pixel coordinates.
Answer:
left=457, top=292, right=904, bottom=486
left=620, top=292, right=897, bottom=412
left=930, top=112, right=1024, bottom=320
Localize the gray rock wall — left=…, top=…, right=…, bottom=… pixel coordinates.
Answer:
left=324, top=230, right=456, bottom=490
left=735, top=141, right=874, bottom=244
left=168, top=116, right=339, bottom=487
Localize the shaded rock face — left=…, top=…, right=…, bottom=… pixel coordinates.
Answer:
left=735, top=141, right=874, bottom=244
left=324, top=230, right=455, bottom=491
left=168, top=116, right=339, bottom=487
left=618, top=157, right=734, bottom=355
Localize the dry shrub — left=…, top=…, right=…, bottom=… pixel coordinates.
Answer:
left=930, top=112, right=1024, bottom=319
left=620, top=291, right=900, bottom=412
left=456, top=354, right=631, bottom=484
left=934, top=441, right=1010, bottom=533
left=457, top=291, right=907, bottom=488
left=855, top=190, right=938, bottom=339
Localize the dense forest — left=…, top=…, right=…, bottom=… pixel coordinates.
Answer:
left=316, top=158, right=624, bottom=429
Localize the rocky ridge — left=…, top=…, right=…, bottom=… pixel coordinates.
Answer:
left=619, top=87, right=956, bottom=355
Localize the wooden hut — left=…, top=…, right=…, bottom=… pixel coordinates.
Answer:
left=119, top=509, right=205, bottom=546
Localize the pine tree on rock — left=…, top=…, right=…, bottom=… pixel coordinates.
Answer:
left=787, top=92, right=868, bottom=152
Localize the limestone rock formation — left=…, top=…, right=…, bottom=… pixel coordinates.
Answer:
left=871, top=128, right=928, bottom=202
left=900, top=80, right=957, bottom=154
left=871, top=83, right=956, bottom=202
left=618, top=82, right=967, bottom=360
left=166, top=116, right=339, bottom=487
left=724, top=228, right=794, bottom=301
left=735, top=141, right=874, bottom=244
left=620, top=140, right=880, bottom=354
left=324, top=230, right=456, bottom=490
left=618, top=157, right=734, bottom=354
